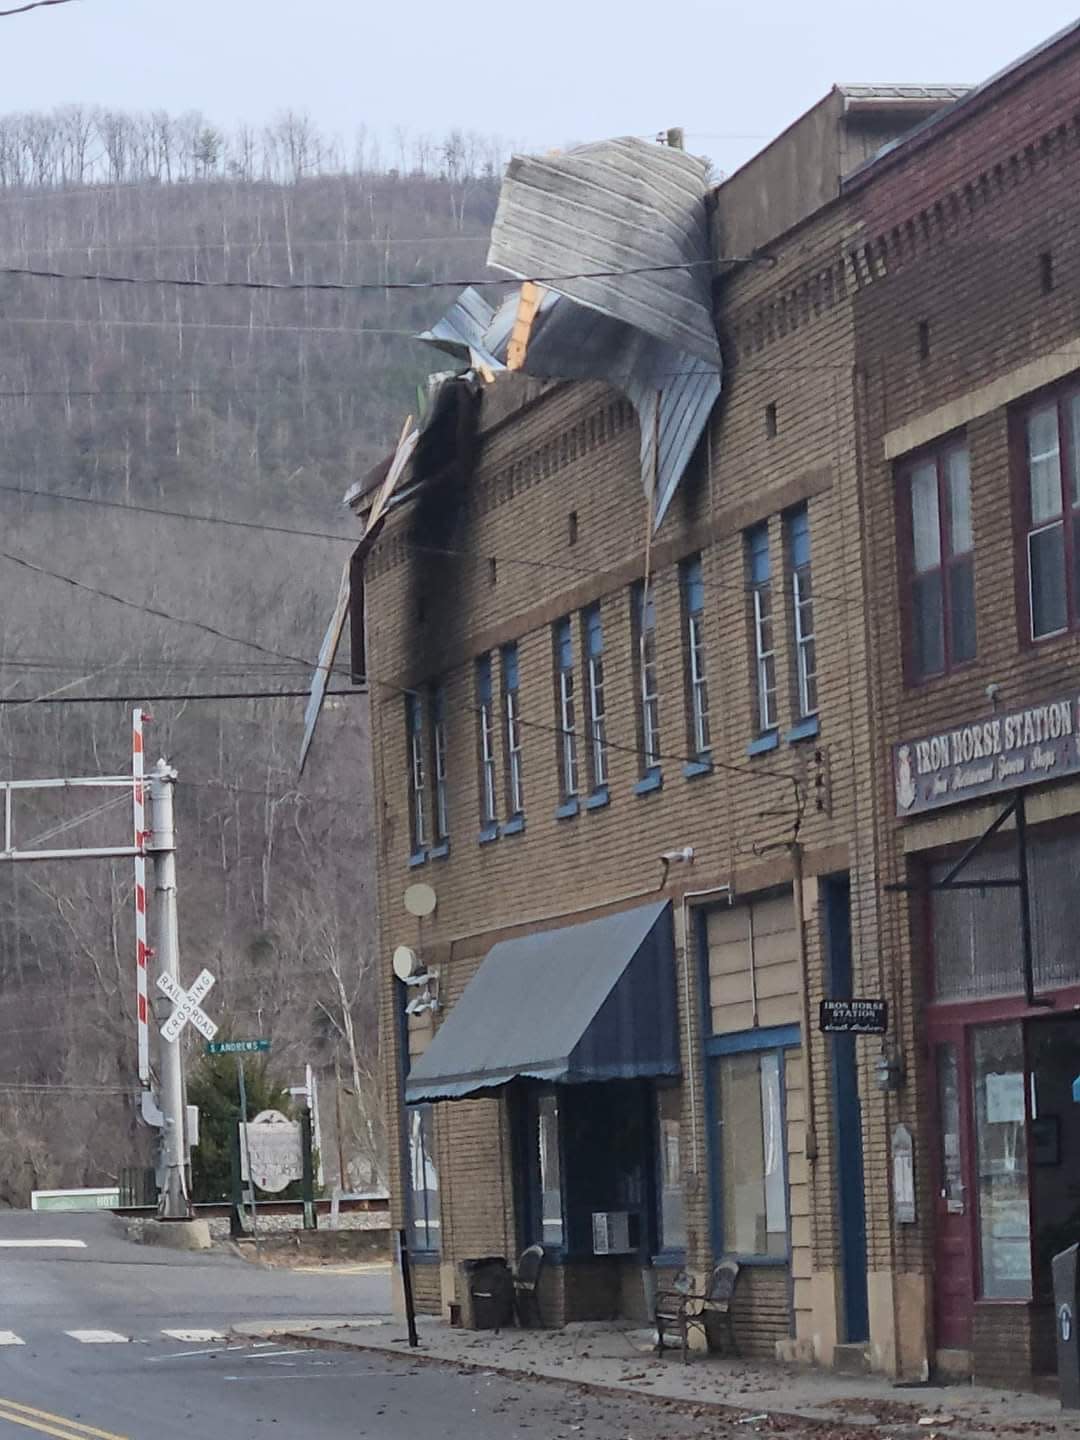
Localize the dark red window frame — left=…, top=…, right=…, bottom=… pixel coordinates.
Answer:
left=1013, top=380, right=1080, bottom=646
left=896, top=434, right=975, bottom=684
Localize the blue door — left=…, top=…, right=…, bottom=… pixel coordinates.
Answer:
left=825, top=877, right=869, bottom=1343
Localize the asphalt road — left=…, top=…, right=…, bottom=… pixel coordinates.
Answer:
left=0, top=1210, right=737, bottom=1439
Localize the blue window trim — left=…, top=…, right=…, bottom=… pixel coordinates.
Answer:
left=584, top=785, right=610, bottom=810
left=555, top=797, right=580, bottom=820
left=501, top=814, right=525, bottom=837
left=478, top=822, right=499, bottom=845
left=633, top=768, right=663, bottom=797
left=682, top=757, right=713, bottom=779
left=429, top=841, right=450, bottom=861
left=408, top=849, right=428, bottom=869
left=785, top=715, right=819, bottom=744
left=705, top=1023, right=801, bottom=1058
left=746, top=730, right=780, bottom=756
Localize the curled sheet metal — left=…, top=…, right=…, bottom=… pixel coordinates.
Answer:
left=486, top=137, right=721, bottom=528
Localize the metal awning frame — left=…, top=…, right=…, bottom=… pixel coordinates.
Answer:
left=886, top=790, right=1049, bottom=1008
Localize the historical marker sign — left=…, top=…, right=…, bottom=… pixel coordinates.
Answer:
left=820, top=999, right=888, bottom=1035
left=157, top=968, right=218, bottom=1043
left=240, top=1109, right=303, bottom=1194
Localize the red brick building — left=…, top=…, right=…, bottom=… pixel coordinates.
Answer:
left=850, top=19, right=1080, bottom=1386
left=348, top=18, right=1080, bottom=1389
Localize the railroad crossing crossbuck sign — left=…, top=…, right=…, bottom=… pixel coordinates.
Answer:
left=157, top=969, right=218, bottom=1044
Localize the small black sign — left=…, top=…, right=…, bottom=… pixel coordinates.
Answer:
left=819, top=999, right=888, bottom=1035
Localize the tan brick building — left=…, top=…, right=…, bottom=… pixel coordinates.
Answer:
left=349, top=18, right=1080, bottom=1390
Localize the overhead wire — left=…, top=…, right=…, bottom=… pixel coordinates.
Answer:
left=0, top=255, right=756, bottom=293
left=0, top=0, right=77, bottom=14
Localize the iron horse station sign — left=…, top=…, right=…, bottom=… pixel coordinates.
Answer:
left=893, top=694, right=1080, bottom=817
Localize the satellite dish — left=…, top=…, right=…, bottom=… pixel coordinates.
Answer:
left=404, top=882, right=437, bottom=918
left=393, top=945, right=422, bottom=982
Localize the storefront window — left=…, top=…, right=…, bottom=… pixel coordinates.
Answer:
left=408, top=1104, right=440, bottom=1254
left=537, top=1092, right=564, bottom=1248
left=656, top=1087, right=686, bottom=1254
left=936, top=1042, right=965, bottom=1213
left=716, top=1050, right=787, bottom=1258
left=973, top=1024, right=1031, bottom=1299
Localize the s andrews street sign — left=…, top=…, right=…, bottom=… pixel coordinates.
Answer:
left=820, top=999, right=888, bottom=1035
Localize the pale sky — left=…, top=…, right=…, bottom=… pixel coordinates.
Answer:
left=6, top=1, right=1080, bottom=178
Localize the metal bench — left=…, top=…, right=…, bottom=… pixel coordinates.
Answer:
left=655, top=1260, right=740, bottom=1362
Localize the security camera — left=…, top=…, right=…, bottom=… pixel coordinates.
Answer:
left=660, top=846, right=695, bottom=865
left=986, top=682, right=1001, bottom=710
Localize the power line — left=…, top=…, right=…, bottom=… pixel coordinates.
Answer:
left=0, top=686, right=363, bottom=706
left=0, top=481, right=355, bottom=542
left=0, top=545, right=329, bottom=669
left=0, top=315, right=416, bottom=336
left=0, top=256, right=752, bottom=294
left=0, top=0, right=77, bottom=14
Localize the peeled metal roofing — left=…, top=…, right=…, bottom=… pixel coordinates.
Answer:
left=405, top=900, right=679, bottom=1103
left=484, top=137, right=721, bottom=527
left=489, top=137, right=719, bottom=369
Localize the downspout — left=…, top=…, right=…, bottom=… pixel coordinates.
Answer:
left=791, top=843, right=819, bottom=1164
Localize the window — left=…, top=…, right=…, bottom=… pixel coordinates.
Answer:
left=747, top=525, right=777, bottom=733
left=406, top=692, right=428, bottom=856
left=786, top=508, right=817, bottom=718
left=431, top=683, right=449, bottom=845
left=901, top=440, right=975, bottom=678
left=633, top=581, right=661, bottom=774
left=1022, top=389, right=1080, bottom=639
left=476, top=655, right=497, bottom=830
left=715, top=1049, right=787, bottom=1258
left=584, top=605, right=608, bottom=791
left=682, top=556, right=710, bottom=757
left=554, top=618, right=579, bottom=802
left=656, top=1087, right=686, bottom=1254
left=973, top=1024, right=1029, bottom=1299
left=502, top=643, right=524, bottom=817
left=407, top=1104, right=440, bottom=1253
left=537, top=1092, right=564, bottom=1248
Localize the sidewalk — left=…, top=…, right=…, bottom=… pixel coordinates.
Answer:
left=231, top=1315, right=1072, bottom=1436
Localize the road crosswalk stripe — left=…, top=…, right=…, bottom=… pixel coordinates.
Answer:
left=64, top=1331, right=130, bottom=1344
left=0, top=1240, right=86, bottom=1249
left=0, top=1332, right=25, bottom=1345
left=160, top=1329, right=225, bottom=1343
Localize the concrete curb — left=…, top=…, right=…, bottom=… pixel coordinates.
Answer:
left=130, top=1218, right=212, bottom=1252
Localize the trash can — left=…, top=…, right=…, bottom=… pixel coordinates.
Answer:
left=1053, top=1242, right=1080, bottom=1410
left=460, top=1256, right=514, bottom=1330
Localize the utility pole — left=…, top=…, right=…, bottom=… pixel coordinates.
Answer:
left=147, top=756, right=189, bottom=1219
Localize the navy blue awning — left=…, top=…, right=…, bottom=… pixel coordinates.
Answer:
left=405, top=900, right=678, bottom=1103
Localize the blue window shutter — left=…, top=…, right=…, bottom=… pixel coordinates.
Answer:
left=683, top=555, right=704, bottom=614
left=789, top=506, right=811, bottom=568
left=476, top=654, right=492, bottom=703
left=556, top=618, right=573, bottom=670
left=585, top=604, right=604, bottom=657
left=501, top=642, right=519, bottom=690
left=748, top=524, right=771, bottom=583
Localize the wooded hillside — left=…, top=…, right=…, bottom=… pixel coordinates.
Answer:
left=0, top=108, right=500, bottom=1203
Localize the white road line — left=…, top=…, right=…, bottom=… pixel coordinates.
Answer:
left=65, top=1330, right=131, bottom=1344
left=0, top=1239, right=86, bottom=1249
left=160, top=1329, right=226, bottom=1343
left=248, top=1349, right=307, bottom=1360
left=0, top=1332, right=25, bottom=1346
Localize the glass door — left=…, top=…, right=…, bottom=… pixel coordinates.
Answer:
left=972, top=1023, right=1031, bottom=1301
